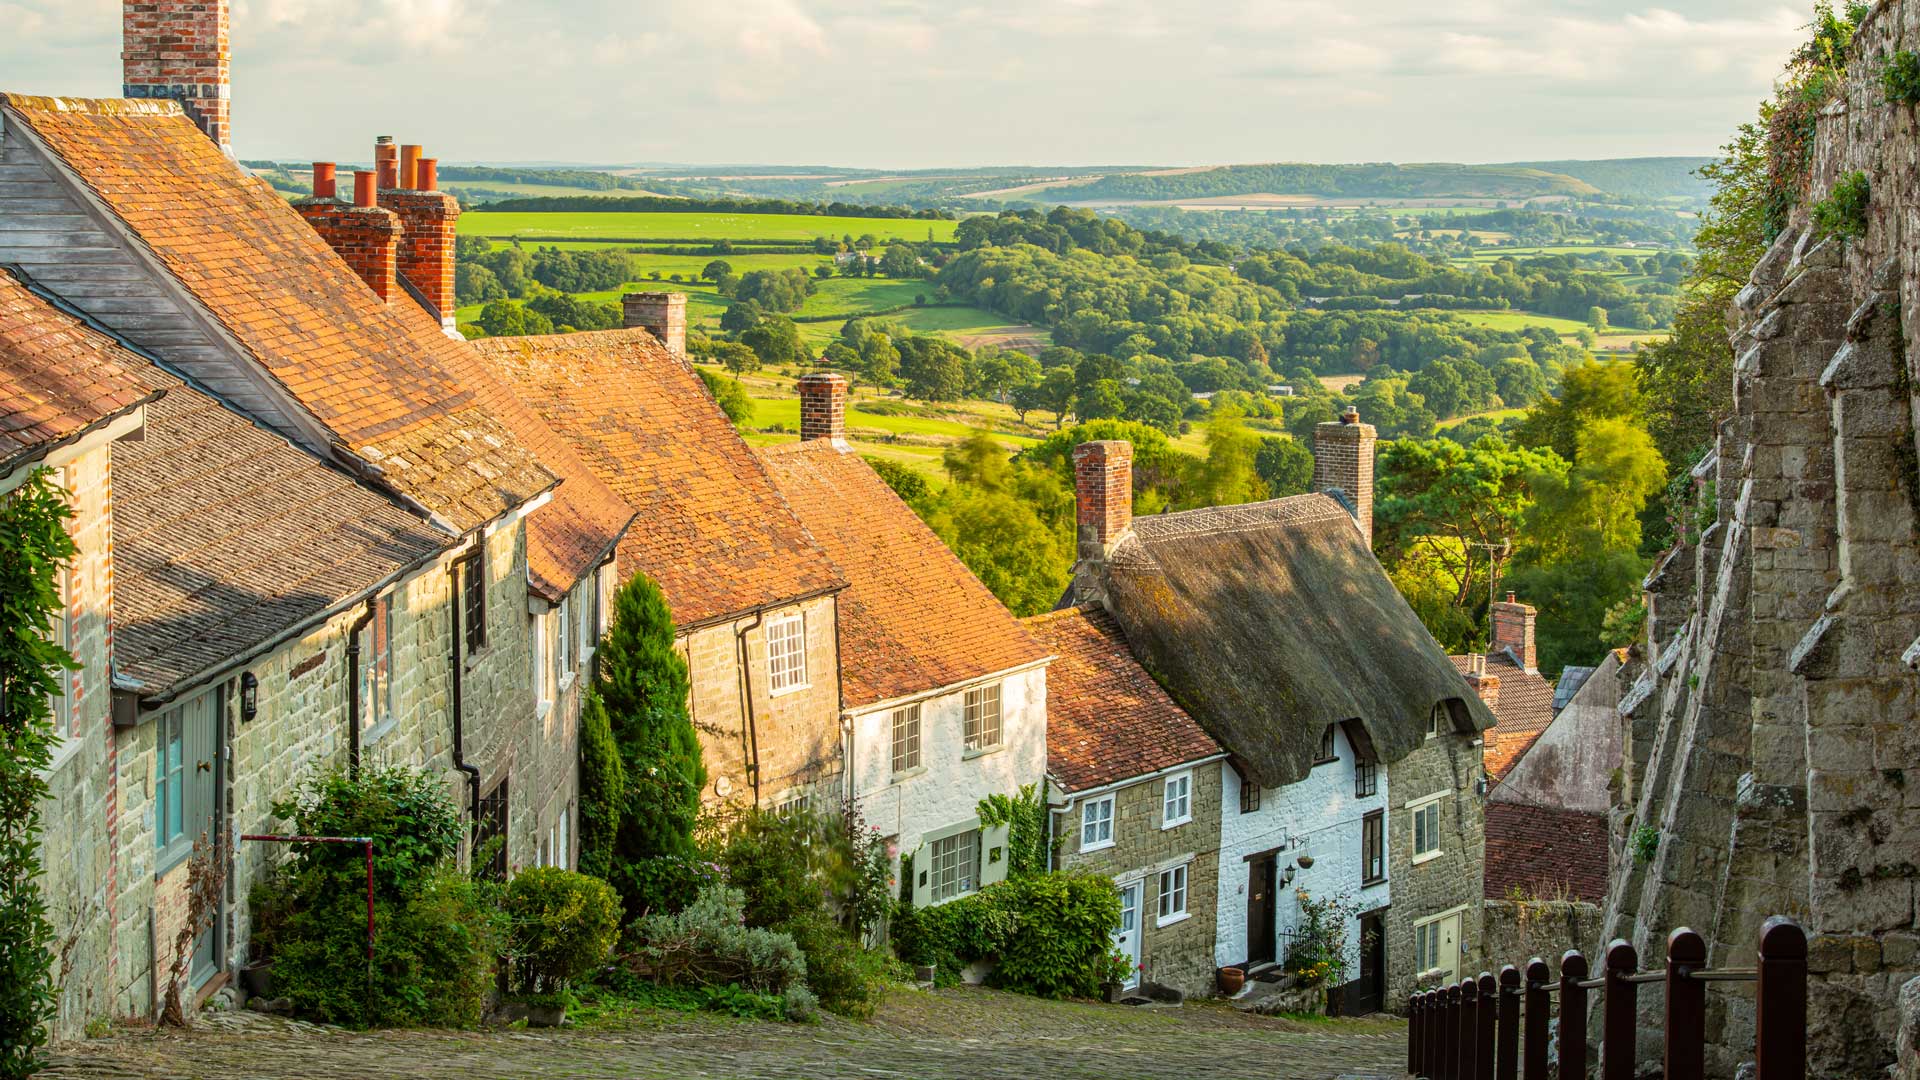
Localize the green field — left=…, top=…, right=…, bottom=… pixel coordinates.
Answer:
left=1434, top=308, right=1665, bottom=350
left=458, top=211, right=957, bottom=244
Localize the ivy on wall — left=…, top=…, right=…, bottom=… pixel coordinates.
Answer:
left=0, top=469, right=78, bottom=1077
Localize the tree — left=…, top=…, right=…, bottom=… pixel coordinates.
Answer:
left=719, top=299, right=764, bottom=335
left=695, top=367, right=755, bottom=425
left=1514, top=360, right=1641, bottom=463
left=879, top=244, right=923, bottom=278
left=701, top=259, right=733, bottom=283
left=1374, top=436, right=1566, bottom=611
left=596, top=574, right=708, bottom=918
left=898, top=336, right=968, bottom=402
left=1254, top=436, right=1314, bottom=498
left=857, top=332, right=900, bottom=387
left=740, top=316, right=803, bottom=369
left=926, top=488, right=1071, bottom=617
left=1586, top=306, right=1610, bottom=333
left=712, top=340, right=760, bottom=377
left=1186, top=408, right=1267, bottom=509
left=575, top=688, right=625, bottom=881
left=1036, top=367, right=1078, bottom=427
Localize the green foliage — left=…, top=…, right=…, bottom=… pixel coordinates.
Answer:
left=1186, top=408, right=1268, bottom=509
left=504, top=868, right=621, bottom=996
left=572, top=968, right=800, bottom=1025
left=1811, top=171, right=1871, bottom=240
left=1283, top=888, right=1364, bottom=986
left=576, top=687, right=625, bottom=882
left=630, top=885, right=812, bottom=1010
left=694, top=368, right=754, bottom=426
left=892, top=872, right=1127, bottom=999
left=898, top=335, right=969, bottom=402
left=976, top=784, right=1053, bottom=879
left=266, top=767, right=501, bottom=1028
left=1253, top=436, right=1314, bottom=498
left=596, top=574, right=708, bottom=918
left=861, top=456, right=932, bottom=509
left=1884, top=50, right=1920, bottom=104
left=0, top=471, right=74, bottom=1077
left=1632, top=825, right=1660, bottom=865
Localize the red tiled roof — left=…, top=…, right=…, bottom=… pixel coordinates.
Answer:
left=759, top=441, right=1047, bottom=708
left=0, top=95, right=556, bottom=534
left=1451, top=652, right=1557, bottom=780
left=1484, top=801, right=1609, bottom=903
left=0, top=272, right=157, bottom=470
left=471, top=329, right=843, bottom=627
left=1023, top=605, right=1222, bottom=792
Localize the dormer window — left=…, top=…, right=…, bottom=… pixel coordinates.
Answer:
left=1316, top=724, right=1338, bottom=763
left=1426, top=702, right=1444, bottom=739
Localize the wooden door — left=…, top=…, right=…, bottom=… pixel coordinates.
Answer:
left=1246, top=854, right=1277, bottom=967
left=1346, top=912, right=1385, bottom=1015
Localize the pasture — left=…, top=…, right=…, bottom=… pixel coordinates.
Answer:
left=458, top=211, right=958, bottom=244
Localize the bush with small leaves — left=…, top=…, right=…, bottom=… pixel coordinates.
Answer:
left=504, top=868, right=621, bottom=998
left=1812, top=171, right=1871, bottom=239
left=630, top=885, right=807, bottom=995
left=1883, top=50, right=1920, bottom=104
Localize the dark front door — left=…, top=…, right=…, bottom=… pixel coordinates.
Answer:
left=1246, top=854, right=1277, bottom=967
left=1343, top=912, right=1387, bottom=1015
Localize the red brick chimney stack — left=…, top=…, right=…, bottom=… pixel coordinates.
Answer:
left=1491, top=593, right=1537, bottom=673
left=622, top=293, right=687, bottom=357
left=798, top=373, right=849, bottom=448
left=295, top=170, right=402, bottom=303
left=375, top=140, right=461, bottom=332
left=123, top=0, right=231, bottom=153
left=1073, top=440, right=1134, bottom=560
left=1465, top=653, right=1501, bottom=709
left=1312, top=405, right=1378, bottom=547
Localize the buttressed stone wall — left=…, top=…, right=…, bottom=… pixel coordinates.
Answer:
left=1601, top=4, right=1920, bottom=1074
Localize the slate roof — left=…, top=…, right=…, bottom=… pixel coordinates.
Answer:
left=1450, top=651, right=1557, bottom=781
left=759, top=440, right=1047, bottom=708
left=1483, top=801, right=1609, bottom=903
left=1552, top=666, right=1598, bottom=712
left=0, top=95, right=558, bottom=535
left=0, top=272, right=159, bottom=471
left=471, top=329, right=844, bottom=627
left=1079, top=493, right=1494, bottom=788
left=1023, top=605, right=1221, bottom=793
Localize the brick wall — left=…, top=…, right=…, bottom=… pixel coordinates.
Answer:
left=1383, top=731, right=1485, bottom=1005
left=378, top=190, right=459, bottom=327
left=122, top=0, right=230, bottom=151
left=1311, top=414, right=1377, bottom=545
left=1072, top=441, right=1133, bottom=560
left=798, top=373, right=848, bottom=445
left=294, top=200, right=401, bottom=302
left=622, top=293, right=687, bottom=357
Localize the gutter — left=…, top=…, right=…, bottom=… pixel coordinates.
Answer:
left=734, top=610, right=766, bottom=807
left=448, top=552, right=481, bottom=827
left=344, top=598, right=375, bottom=778
left=673, top=583, right=844, bottom=638
left=1054, top=752, right=1230, bottom=806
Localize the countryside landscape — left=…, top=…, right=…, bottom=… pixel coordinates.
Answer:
left=6, top=1, right=1920, bottom=1079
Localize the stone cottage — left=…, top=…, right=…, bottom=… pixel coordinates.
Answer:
left=472, top=324, right=850, bottom=809
left=1062, top=418, right=1493, bottom=1012
left=1025, top=605, right=1225, bottom=997
left=758, top=374, right=1051, bottom=906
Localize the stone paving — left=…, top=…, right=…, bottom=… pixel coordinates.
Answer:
left=46, top=987, right=1407, bottom=1079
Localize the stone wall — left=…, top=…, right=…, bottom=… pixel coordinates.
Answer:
left=1056, top=763, right=1224, bottom=997
left=1385, top=730, right=1485, bottom=1006
left=1599, top=3, right=1920, bottom=1072
left=1481, top=899, right=1600, bottom=975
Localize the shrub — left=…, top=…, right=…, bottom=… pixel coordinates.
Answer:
left=783, top=914, right=896, bottom=1019
left=270, top=766, right=464, bottom=893
left=1812, top=171, right=1871, bottom=239
left=576, top=688, right=624, bottom=881
left=976, top=784, right=1052, bottom=879
left=1282, top=888, right=1363, bottom=987
left=504, top=868, right=621, bottom=997
left=630, top=885, right=807, bottom=995
left=1883, top=49, right=1920, bottom=104
left=891, top=871, right=1126, bottom=999
left=1633, top=824, right=1661, bottom=865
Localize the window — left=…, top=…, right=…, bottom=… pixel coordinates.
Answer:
left=1080, top=796, right=1114, bottom=850
left=928, top=829, right=980, bottom=902
left=476, top=781, right=509, bottom=882
left=576, top=583, right=593, bottom=663
left=1316, top=724, right=1337, bottom=763
left=890, top=704, right=922, bottom=774
left=359, top=592, right=394, bottom=737
left=1426, top=702, right=1443, bottom=739
left=557, top=805, right=570, bottom=871
left=1241, top=779, right=1262, bottom=814
left=1412, top=797, right=1443, bottom=861
left=1355, top=756, right=1378, bottom=798
left=532, top=609, right=551, bottom=713
left=1157, top=863, right=1188, bottom=922
left=766, top=612, right=807, bottom=693
left=1415, top=919, right=1442, bottom=973
left=50, top=562, right=74, bottom=739
left=462, top=548, right=487, bottom=653
left=154, top=705, right=186, bottom=853
left=1162, top=771, right=1192, bottom=827
left=556, top=597, right=572, bottom=677
left=1363, top=810, right=1385, bottom=884
left=591, top=570, right=605, bottom=645
left=963, top=682, right=1002, bottom=751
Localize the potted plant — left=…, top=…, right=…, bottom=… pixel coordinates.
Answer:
left=503, top=867, right=621, bottom=1027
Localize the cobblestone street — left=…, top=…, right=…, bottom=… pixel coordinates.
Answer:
left=47, top=988, right=1406, bottom=1080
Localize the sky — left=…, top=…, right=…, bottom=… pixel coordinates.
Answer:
left=2, top=0, right=1809, bottom=168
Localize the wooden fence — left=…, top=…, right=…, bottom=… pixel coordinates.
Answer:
left=1407, top=916, right=1806, bottom=1080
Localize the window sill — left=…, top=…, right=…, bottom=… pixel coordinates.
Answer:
left=40, top=733, right=84, bottom=778
left=1363, top=876, right=1388, bottom=888
left=1412, top=849, right=1443, bottom=866
left=155, top=841, right=190, bottom=880
left=1080, top=837, right=1115, bottom=854
left=537, top=699, right=554, bottom=722
left=363, top=718, right=398, bottom=746
left=961, top=743, right=1003, bottom=761
left=890, top=765, right=927, bottom=784
left=559, top=671, right=576, bottom=693
left=1155, top=910, right=1191, bottom=929
left=768, top=682, right=811, bottom=699
left=1160, top=815, right=1192, bottom=831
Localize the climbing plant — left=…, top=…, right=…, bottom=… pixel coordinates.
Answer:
left=0, top=469, right=77, bottom=1078
left=976, top=782, right=1052, bottom=879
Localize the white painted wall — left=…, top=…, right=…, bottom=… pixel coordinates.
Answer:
left=850, top=664, right=1048, bottom=873
left=1214, top=730, right=1389, bottom=973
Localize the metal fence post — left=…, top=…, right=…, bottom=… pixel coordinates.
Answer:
left=1755, top=917, right=1806, bottom=1080
left=1559, top=950, right=1589, bottom=1080
left=1497, top=965, right=1521, bottom=1080
left=1523, top=958, right=1549, bottom=1080
left=1664, top=928, right=1707, bottom=1080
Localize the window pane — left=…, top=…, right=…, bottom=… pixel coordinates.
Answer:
left=891, top=705, right=920, bottom=773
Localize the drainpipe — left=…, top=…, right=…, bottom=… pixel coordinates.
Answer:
left=448, top=560, right=481, bottom=827
left=733, top=611, right=765, bottom=806
left=345, top=599, right=375, bottom=778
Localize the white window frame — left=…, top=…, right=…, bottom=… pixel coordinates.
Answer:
left=962, top=681, right=1003, bottom=753
left=1080, top=795, right=1115, bottom=852
left=556, top=595, right=573, bottom=690
left=558, top=805, right=571, bottom=871
left=533, top=609, right=552, bottom=718
left=1426, top=702, right=1444, bottom=739
left=890, top=703, right=922, bottom=776
left=1414, top=917, right=1442, bottom=974
left=1161, top=770, right=1192, bottom=829
left=1156, top=862, right=1189, bottom=926
left=766, top=612, right=808, bottom=695
left=360, top=591, right=396, bottom=743
left=1409, top=791, right=1446, bottom=864
left=51, top=559, right=74, bottom=740
left=927, top=828, right=981, bottom=903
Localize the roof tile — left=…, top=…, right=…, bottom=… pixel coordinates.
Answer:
left=0, top=273, right=155, bottom=469
left=1484, top=801, right=1609, bottom=903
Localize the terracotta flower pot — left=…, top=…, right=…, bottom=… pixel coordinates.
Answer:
left=1218, top=966, right=1246, bottom=995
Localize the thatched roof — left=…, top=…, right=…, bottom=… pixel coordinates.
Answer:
left=1083, top=493, right=1493, bottom=788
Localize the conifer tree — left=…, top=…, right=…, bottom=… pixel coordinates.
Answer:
left=574, top=686, right=624, bottom=882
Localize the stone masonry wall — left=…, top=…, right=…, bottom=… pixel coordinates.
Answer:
left=1385, top=730, right=1485, bottom=1007
left=1056, top=765, right=1224, bottom=997
left=1600, top=4, right=1920, bottom=1072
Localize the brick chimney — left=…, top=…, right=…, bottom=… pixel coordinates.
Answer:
left=623, top=292, right=687, bottom=356
left=1464, top=653, right=1501, bottom=709
left=296, top=168, right=402, bottom=303
left=1074, top=440, right=1134, bottom=560
left=374, top=139, right=460, bottom=332
left=123, top=0, right=231, bottom=153
left=798, top=372, right=848, bottom=448
left=1312, top=406, right=1378, bottom=546
left=1491, top=592, right=1537, bottom=673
